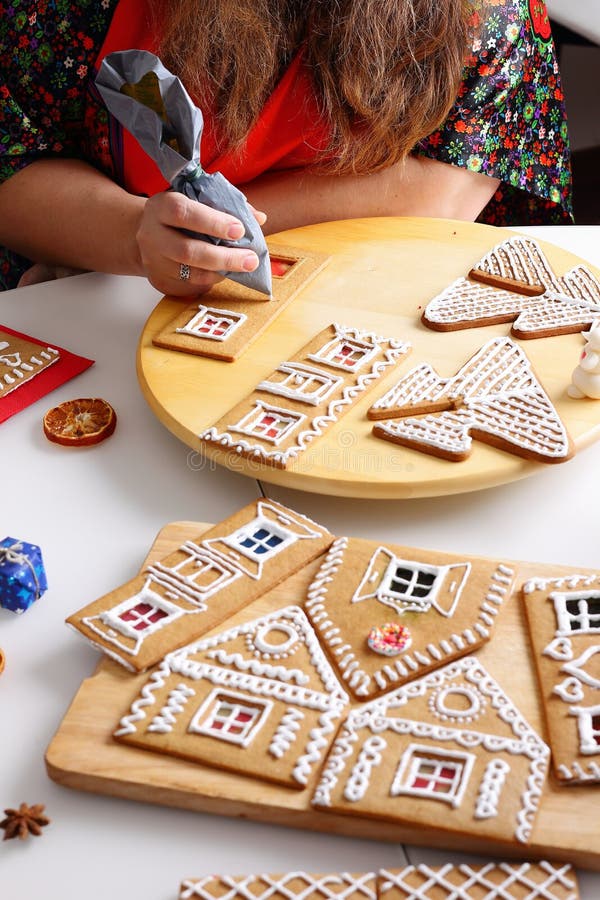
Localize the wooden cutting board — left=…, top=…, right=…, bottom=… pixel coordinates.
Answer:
left=46, top=521, right=600, bottom=870
left=136, top=218, right=600, bottom=498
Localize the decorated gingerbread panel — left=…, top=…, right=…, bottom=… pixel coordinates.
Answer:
left=523, top=573, right=600, bottom=784
left=115, top=605, right=348, bottom=788
left=423, top=236, right=600, bottom=339
left=180, top=872, right=377, bottom=900
left=152, top=245, right=330, bottom=361
left=179, top=864, right=579, bottom=900
left=304, top=536, right=514, bottom=698
left=66, top=500, right=333, bottom=672
left=0, top=330, right=60, bottom=398
left=312, top=657, right=549, bottom=845
left=199, top=323, right=410, bottom=469
left=377, top=862, right=579, bottom=900
left=369, top=337, right=573, bottom=464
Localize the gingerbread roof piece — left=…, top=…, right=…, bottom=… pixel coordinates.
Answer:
left=66, top=499, right=333, bottom=672
left=523, top=572, right=600, bottom=784
left=200, top=323, right=410, bottom=469
left=369, top=337, right=573, bottom=464
left=304, top=535, right=514, bottom=698
left=115, top=605, right=348, bottom=789
left=312, top=656, right=549, bottom=845
left=423, top=237, right=600, bottom=339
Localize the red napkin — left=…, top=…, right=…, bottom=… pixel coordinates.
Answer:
left=0, top=324, right=94, bottom=424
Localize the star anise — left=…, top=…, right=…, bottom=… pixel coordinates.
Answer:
left=0, top=803, right=50, bottom=840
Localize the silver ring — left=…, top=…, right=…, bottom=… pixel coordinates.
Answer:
left=179, top=263, right=191, bottom=281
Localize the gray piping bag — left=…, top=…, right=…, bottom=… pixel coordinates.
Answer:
left=95, top=49, right=272, bottom=296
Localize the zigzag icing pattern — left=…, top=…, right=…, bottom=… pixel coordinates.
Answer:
left=180, top=872, right=377, bottom=900
left=370, top=337, right=571, bottom=463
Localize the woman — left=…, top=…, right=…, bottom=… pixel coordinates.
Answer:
left=0, top=0, right=571, bottom=294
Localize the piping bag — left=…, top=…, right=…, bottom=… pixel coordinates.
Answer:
left=95, top=49, right=272, bottom=296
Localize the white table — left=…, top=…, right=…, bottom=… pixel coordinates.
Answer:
left=1, top=225, right=599, bottom=899
left=548, top=0, right=600, bottom=45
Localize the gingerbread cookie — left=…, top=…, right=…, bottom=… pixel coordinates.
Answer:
left=423, top=237, right=600, bottom=339
left=378, top=862, right=579, bottom=900
left=116, top=604, right=348, bottom=788
left=180, top=872, right=376, bottom=900
left=304, top=536, right=514, bottom=698
left=66, top=499, right=333, bottom=672
left=312, top=656, right=549, bottom=845
left=200, top=323, right=410, bottom=469
left=179, top=864, right=579, bottom=900
left=369, top=336, right=573, bottom=464
left=0, top=330, right=60, bottom=399
left=152, top=245, right=330, bottom=362
left=523, top=573, right=600, bottom=783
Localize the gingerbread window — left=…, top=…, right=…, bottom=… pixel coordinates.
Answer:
left=188, top=689, right=272, bottom=746
left=257, top=363, right=343, bottom=406
left=166, top=543, right=242, bottom=598
left=552, top=591, right=600, bottom=635
left=308, top=336, right=378, bottom=372
left=571, top=705, right=600, bottom=755
left=223, top=515, right=296, bottom=564
left=231, top=402, right=305, bottom=445
left=390, top=744, right=475, bottom=808
left=176, top=305, right=247, bottom=341
left=100, top=582, right=184, bottom=639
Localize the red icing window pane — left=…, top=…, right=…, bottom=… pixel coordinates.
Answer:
left=270, top=257, right=295, bottom=277
left=440, top=767, right=455, bottom=780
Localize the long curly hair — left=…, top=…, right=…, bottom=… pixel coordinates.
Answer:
left=150, top=0, right=472, bottom=175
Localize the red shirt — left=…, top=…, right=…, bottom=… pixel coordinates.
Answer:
left=97, top=0, right=331, bottom=195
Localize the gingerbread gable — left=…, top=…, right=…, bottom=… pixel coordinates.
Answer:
left=115, top=605, right=349, bottom=788
left=312, top=657, right=549, bottom=844
left=66, top=500, right=333, bottom=672
left=304, top=536, right=514, bottom=698
left=369, top=337, right=573, bottom=464
left=199, top=323, right=410, bottom=469
left=523, top=573, right=600, bottom=783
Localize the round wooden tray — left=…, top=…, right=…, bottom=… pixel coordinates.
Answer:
left=137, top=217, right=600, bottom=498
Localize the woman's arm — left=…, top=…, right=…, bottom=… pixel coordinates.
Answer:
left=0, top=153, right=497, bottom=293
left=0, top=158, right=264, bottom=295
left=245, top=155, right=500, bottom=235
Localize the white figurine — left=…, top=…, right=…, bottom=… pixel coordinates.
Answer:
left=568, top=323, right=600, bottom=399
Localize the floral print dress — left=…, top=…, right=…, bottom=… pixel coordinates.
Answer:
left=0, top=0, right=572, bottom=290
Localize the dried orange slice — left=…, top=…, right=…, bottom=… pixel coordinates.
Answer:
left=43, top=398, right=117, bottom=447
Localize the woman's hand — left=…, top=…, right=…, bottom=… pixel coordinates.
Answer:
left=136, top=191, right=267, bottom=297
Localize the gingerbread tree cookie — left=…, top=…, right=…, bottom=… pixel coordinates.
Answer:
left=523, top=573, right=600, bottom=784
left=200, top=323, right=410, bottom=469
left=369, top=337, right=573, bottom=464
left=423, top=236, right=600, bottom=340
left=66, top=499, right=333, bottom=672
left=304, top=535, right=514, bottom=698
left=116, top=605, right=348, bottom=789
left=312, top=657, right=549, bottom=845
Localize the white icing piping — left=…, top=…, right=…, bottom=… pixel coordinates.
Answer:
left=268, top=707, right=304, bottom=759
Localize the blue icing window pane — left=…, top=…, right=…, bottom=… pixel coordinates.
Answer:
left=240, top=537, right=255, bottom=548
left=254, top=545, right=268, bottom=554
left=253, top=528, right=269, bottom=540
left=267, top=535, right=283, bottom=547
